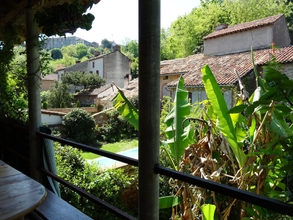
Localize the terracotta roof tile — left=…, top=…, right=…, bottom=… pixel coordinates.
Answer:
left=163, top=46, right=293, bottom=88
left=204, top=14, right=284, bottom=40
left=75, top=84, right=113, bottom=96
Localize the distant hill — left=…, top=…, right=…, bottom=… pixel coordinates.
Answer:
left=44, top=36, right=99, bottom=50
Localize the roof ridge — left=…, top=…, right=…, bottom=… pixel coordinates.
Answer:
left=204, top=14, right=284, bottom=40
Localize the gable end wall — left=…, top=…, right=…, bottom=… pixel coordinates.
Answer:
left=204, top=26, right=273, bottom=56
left=103, top=51, right=130, bottom=88
left=273, top=17, right=291, bottom=47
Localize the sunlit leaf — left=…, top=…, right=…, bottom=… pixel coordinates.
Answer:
left=112, top=88, right=139, bottom=130
left=201, top=204, right=216, bottom=220
left=201, top=65, right=246, bottom=168
left=159, top=196, right=182, bottom=209
left=165, top=75, right=193, bottom=167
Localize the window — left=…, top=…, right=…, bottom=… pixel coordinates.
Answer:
left=96, top=70, right=99, bottom=75
left=92, top=62, right=95, bottom=68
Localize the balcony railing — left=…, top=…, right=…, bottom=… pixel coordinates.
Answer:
left=37, top=131, right=293, bottom=218
left=1, top=120, right=293, bottom=219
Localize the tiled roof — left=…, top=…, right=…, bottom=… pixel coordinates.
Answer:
left=75, top=84, right=113, bottom=96
left=103, top=78, right=139, bottom=101
left=163, top=46, right=293, bottom=87
left=41, top=74, right=58, bottom=81
left=204, top=14, right=284, bottom=40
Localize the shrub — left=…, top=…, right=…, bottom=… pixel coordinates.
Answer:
left=62, top=108, right=96, bottom=145
left=76, top=100, right=80, bottom=107
left=97, top=109, right=138, bottom=143
left=54, top=143, right=138, bottom=219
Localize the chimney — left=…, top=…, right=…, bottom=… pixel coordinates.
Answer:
left=113, top=44, right=121, bottom=52
left=215, top=24, right=228, bottom=31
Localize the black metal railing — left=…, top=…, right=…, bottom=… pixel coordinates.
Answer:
left=37, top=131, right=293, bottom=218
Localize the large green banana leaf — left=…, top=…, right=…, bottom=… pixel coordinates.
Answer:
left=111, top=87, right=139, bottom=130
left=201, top=65, right=246, bottom=168
left=164, top=75, right=193, bottom=168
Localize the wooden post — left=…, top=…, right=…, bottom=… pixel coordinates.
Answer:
left=26, top=8, right=43, bottom=182
left=138, top=0, right=160, bottom=219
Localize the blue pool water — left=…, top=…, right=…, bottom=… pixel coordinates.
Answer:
left=91, top=147, right=138, bottom=168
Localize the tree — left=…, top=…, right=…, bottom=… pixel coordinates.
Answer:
left=101, top=38, right=112, bottom=49
left=62, top=108, right=96, bottom=145
left=47, top=81, right=73, bottom=108
left=49, top=54, right=76, bottom=71
left=51, top=48, right=63, bottom=60
left=131, top=57, right=139, bottom=79
left=61, top=44, right=77, bottom=58
left=121, top=39, right=138, bottom=58
left=75, top=43, right=88, bottom=60
left=61, top=71, right=106, bottom=89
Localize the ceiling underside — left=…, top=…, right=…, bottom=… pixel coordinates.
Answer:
left=0, top=0, right=100, bottom=40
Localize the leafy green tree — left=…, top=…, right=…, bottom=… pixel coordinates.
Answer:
left=160, top=28, right=174, bottom=60
left=62, top=71, right=105, bottom=89
left=101, top=38, right=112, bottom=49
left=87, top=46, right=96, bottom=58
left=75, top=43, right=88, bottom=60
left=121, top=39, right=138, bottom=58
left=49, top=54, right=76, bottom=71
left=121, top=39, right=139, bottom=78
left=61, top=44, right=77, bottom=58
left=51, top=48, right=63, bottom=60
left=47, top=81, right=73, bottom=108
left=62, top=108, right=96, bottom=145
left=131, top=57, right=139, bottom=79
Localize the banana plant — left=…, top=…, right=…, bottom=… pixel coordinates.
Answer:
left=201, top=65, right=247, bottom=168
left=111, top=85, right=138, bottom=130
left=164, top=75, right=194, bottom=169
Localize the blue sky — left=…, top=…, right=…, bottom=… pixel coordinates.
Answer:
left=72, top=0, right=200, bottom=44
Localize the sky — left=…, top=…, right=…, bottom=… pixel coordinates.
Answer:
left=71, top=0, right=201, bottom=45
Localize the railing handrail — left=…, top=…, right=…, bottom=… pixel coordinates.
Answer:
left=37, top=132, right=138, bottom=167
left=37, top=131, right=293, bottom=218
left=39, top=167, right=136, bottom=220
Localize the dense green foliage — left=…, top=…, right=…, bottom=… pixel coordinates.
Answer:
left=75, top=43, right=89, bottom=60
left=162, top=0, right=293, bottom=59
left=34, top=1, right=95, bottom=37
left=54, top=143, right=138, bottom=219
left=0, top=30, right=51, bottom=121
left=62, top=108, right=96, bottom=145
left=61, top=71, right=105, bottom=89
left=101, top=38, right=113, bottom=49
left=97, top=109, right=138, bottom=143
left=45, top=81, right=73, bottom=108
left=121, top=39, right=139, bottom=78
left=54, top=140, right=173, bottom=220
left=111, top=54, right=293, bottom=219
left=51, top=48, right=63, bottom=60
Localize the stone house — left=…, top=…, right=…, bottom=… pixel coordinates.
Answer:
left=161, top=14, right=293, bottom=108
left=74, top=84, right=117, bottom=107
left=41, top=73, right=58, bottom=91
left=203, top=14, right=290, bottom=56
left=56, top=45, right=131, bottom=89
